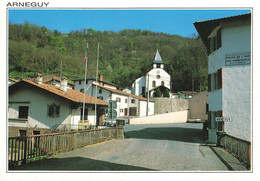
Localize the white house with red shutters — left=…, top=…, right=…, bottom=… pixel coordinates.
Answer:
left=194, top=13, right=251, bottom=147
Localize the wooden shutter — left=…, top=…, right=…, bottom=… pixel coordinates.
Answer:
left=208, top=74, right=211, bottom=92
left=208, top=111, right=211, bottom=129
left=218, top=68, right=222, bottom=89
left=207, top=38, right=211, bottom=55
left=217, top=28, right=222, bottom=49
left=217, top=110, right=223, bottom=131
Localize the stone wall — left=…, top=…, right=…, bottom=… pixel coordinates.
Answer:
left=8, top=126, right=49, bottom=137
left=152, top=98, right=189, bottom=114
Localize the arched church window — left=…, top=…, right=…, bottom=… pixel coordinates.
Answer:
left=152, top=81, right=156, bottom=88
left=161, top=81, right=165, bottom=86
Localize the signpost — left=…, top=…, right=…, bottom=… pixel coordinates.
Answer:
left=108, top=100, right=117, bottom=124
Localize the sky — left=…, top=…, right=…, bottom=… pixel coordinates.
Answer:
left=8, top=9, right=251, bottom=37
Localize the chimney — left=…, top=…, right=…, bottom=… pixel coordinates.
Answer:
left=60, top=78, right=68, bottom=92
left=99, top=74, right=103, bottom=86
left=35, top=73, right=43, bottom=85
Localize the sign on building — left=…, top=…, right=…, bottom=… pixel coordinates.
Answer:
left=225, top=53, right=250, bottom=66
left=215, top=117, right=232, bottom=122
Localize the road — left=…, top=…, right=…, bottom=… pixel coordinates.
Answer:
left=12, top=123, right=248, bottom=171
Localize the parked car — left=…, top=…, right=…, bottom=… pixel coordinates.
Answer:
left=98, top=121, right=116, bottom=129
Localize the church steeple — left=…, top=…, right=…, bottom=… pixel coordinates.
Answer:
left=153, top=50, right=164, bottom=69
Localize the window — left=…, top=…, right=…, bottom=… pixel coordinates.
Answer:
left=99, top=88, right=102, bottom=94
left=48, top=103, right=60, bottom=117
left=19, top=106, right=29, bottom=119
left=161, top=81, right=165, bottom=86
left=80, top=108, right=88, bottom=120
left=80, top=89, right=84, bottom=92
left=208, top=28, right=221, bottom=55
left=208, top=68, right=222, bottom=92
left=125, top=99, right=127, bottom=103
left=116, top=97, right=121, bottom=102
left=206, top=103, right=209, bottom=114
left=19, top=130, right=26, bottom=137
left=97, top=96, right=103, bottom=100
left=79, top=81, right=81, bottom=85
left=157, top=64, right=160, bottom=68
left=142, top=87, right=145, bottom=97
left=131, top=99, right=135, bottom=103
left=152, top=81, right=156, bottom=88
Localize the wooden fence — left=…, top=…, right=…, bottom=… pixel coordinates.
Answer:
left=219, top=134, right=251, bottom=167
left=8, top=127, right=124, bottom=166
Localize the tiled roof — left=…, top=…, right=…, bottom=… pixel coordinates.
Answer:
left=73, top=75, right=118, bottom=87
left=194, top=13, right=251, bottom=49
left=96, top=84, right=154, bottom=102
left=9, top=78, right=18, bottom=82
left=42, top=75, right=75, bottom=86
left=10, top=79, right=108, bottom=106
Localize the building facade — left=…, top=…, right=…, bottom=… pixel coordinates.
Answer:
left=131, top=50, right=171, bottom=97
left=194, top=13, right=251, bottom=148
left=8, top=78, right=108, bottom=137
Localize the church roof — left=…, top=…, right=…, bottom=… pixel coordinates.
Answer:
left=153, top=50, right=164, bottom=64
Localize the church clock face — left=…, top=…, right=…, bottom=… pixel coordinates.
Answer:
left=156, top=75, right=161, bottom=79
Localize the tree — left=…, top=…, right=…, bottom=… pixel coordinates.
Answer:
left=154, top=89, right=162, bottom=97
left=163, top=89, right=170, bottom=98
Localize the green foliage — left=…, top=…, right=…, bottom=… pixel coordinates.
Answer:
left=154, top=89, right=162, bottom=97
left=163, top=89, right=170, bottom=97
left=9, top=22, right=208, bottom=91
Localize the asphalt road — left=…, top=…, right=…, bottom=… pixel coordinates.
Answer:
left=12, top=123, right=248, bottom=171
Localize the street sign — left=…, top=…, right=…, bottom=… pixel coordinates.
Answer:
left=108, top=108, right=117, bottom=119
left=109, top=100, right=117, bottom=109
left=215, top=117, right=232, bottom=122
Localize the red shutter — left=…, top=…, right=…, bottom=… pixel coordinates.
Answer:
left=208, top=74, right=211, bottom=92
left=208, top=111, right=211, bottom=129
left=217, top=28, right=222, bottom=49
left=217, top=110, right=223, bottom=131
left=218, top=68, right=222, bottom=89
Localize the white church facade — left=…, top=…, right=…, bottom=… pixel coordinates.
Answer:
left=131, top=50, right=171, bottom=97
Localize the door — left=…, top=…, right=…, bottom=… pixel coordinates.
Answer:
left=124, top=108, right=128, bottom=116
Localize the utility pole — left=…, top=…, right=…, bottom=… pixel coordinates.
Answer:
left=95, top=42, right=100, bottom=127
left=192, top=79, right=194, bottom=97
left=146, top=74, right=149, bottom=116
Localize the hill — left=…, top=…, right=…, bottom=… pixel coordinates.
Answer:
left=9, top=22, right=208, bottom=92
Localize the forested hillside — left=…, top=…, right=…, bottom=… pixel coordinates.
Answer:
left=9, top=22, right=208, bottom=92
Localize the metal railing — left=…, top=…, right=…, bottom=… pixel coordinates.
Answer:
left=9, top=127, right=124, bottom=166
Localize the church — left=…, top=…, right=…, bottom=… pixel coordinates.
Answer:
left=131, top=50, right=171, bottom=97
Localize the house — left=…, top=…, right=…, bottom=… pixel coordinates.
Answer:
left=188, top=91, right=208, bottom=122
left=8, top=78, right=18, bottom=85
left=73, top=74, right=118, bottom=93
left=180, top=91, right=199, bottom=99
left=194, top=13, right=251, bottom=156
left=74, top=74, right=154, bottom=118
left=42, top=75, right=75, bottom=89
left=8, top=77, right=108, bottom=137
left=89, top=84, right=154, bottom=117
left=131, top=50, right=171, bottom=98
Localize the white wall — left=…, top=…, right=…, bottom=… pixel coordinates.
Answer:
left=139, top=100, right=154, bottom=117
left=130, top=111, right=188, bottom=124
left=208, top=18, right=251, bottom=142
left=111, top=93, right=128, bottom=117
left=147, top=68, right=171, bottom=91
left=9, top=87, right=72, bottom=129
